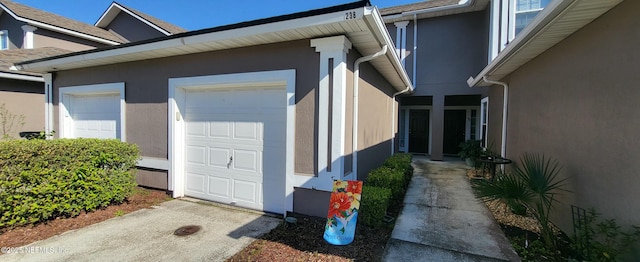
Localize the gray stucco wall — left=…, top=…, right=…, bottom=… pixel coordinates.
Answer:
left=490, top=0, right=640, bottom=232
left=52, top=40, right=319, bottom=177
left=0, top=13, right=26, bottom=49
left=0, top=78, right=44, bottom=138
left=104, top=12, right=166, bottom=43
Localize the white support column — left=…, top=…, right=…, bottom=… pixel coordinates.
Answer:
left=394, top=21, right=409, bottom=68
left=21, top=25, right=37, bottom=49
left=310, top=35, right=352, bottom=184
left=43, top=73, right=53, bottom=137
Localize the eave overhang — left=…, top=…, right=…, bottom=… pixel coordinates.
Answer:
left=468, top=0, right=623, bottom=87
left=15, top=1, right=413, bottom=92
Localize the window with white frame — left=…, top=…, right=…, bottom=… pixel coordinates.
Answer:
left=0, top=30, right=8, bottom=50
left=514, top=0, right=550, bottom=35
left=480, top=97, right=489, bottom=148
left=490, top=0, right=552, bottom=59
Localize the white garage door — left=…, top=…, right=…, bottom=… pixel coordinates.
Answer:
left=69, top=94, right=120, bottom=139
left=184, top=87, right=286, bottom=213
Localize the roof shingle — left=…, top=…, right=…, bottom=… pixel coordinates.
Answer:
left=118, top=3, right=187, bottom=34
left=0, top=0, right=125, bottom=43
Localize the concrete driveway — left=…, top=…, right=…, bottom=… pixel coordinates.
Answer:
left=1, top=199, right=281, bottom=261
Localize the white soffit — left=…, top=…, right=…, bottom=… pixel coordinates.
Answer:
left=469, top=0, right=624, bottom=87
left=16, top=5, right=413, bottom=91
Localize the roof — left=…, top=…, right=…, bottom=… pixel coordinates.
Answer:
left=468, top=0, right=624, bottom=87
left=0, top=47, right=72, bottom=81
left=0, top=0, right=123, bottom=44
left=95, top=2, right=187, bottom=36
left=380, top=0, right=490, bottom=22
left=14, top=1, right=413, bottom=92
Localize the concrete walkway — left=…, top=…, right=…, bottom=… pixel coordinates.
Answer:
left=383, top=157, right=520, bottom=261
left=1, top=199, right=280, bottom=262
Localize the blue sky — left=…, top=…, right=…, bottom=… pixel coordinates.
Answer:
left=13, top=0, right=419, bottom=30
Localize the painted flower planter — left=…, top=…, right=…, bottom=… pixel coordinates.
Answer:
left=323, top=180, right=362, bottom=245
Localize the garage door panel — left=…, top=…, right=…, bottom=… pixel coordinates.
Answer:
left=186, top=121, right=207, bottom=136
left=232, top=150, right=259, bottom=172
left=185, top=173, right=206, bottom=193
left=208, top=148, right=231, bottom=168
left=70, top=94, right=120, bottom=139
left=234, top=122, right=260, bottom=140
left=232, top=180, right=258, bottom=203
left=186, top=146, right=206, bottom=165
left=208, top=176, right=231, bottom=198
left=209, top=122, right=231, bottom=138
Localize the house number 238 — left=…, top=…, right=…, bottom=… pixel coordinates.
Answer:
left=345, top=11, right=357, bottom=20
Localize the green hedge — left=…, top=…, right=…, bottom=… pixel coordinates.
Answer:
left=382, top=153, right=414, bottom=186
left=0, top=138, right=139, bottom=228
left=360, top=185, right=392, bottom=228
left=366, top=167, right=406, bottom=203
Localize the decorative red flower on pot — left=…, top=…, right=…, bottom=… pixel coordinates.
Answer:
left=346, top=181, right=362, bottom=195
left=327, top=192, right=351, bottom=218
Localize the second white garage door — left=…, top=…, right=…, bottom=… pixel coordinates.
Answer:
left=69, top=94, right=120, bottom=139
left=183, top=87, right=286, bottom=214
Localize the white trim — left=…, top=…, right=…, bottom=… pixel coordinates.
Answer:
left=310, top=35, right=352, bottom=186
left=489, top=0, right=500, bottom=61
left=168, top=70, right=296, bottom=214
left=394, top=21, right=409, bottom=68
left=480, top=97, right=489, bottom=148
left=95, top=3, right=172, bottom=36
left=21, top=25, right=36, bottom=49
left=58, top=83, right=126, bottom=141
left=0, top=72, right=43, bottom=82
left=137, top=157, right=170, bottom=170
left=0, top=29, right=8, bottom=50
left=43, top=74, right=53, bottom=136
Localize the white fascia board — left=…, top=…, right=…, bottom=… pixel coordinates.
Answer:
left=94, top=4, right=118, bottom=27
left=0, top=72, right=43, bottom=82
left=181, top=8, right=365, bottom=46
left=364, top=6, right=414, bottom=92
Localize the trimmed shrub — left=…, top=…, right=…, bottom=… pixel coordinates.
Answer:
left=360, top=185, right=391, bottom=228
left=366, top=166, right=405, bottom=203
left=0, top=138, right=139, bottom=228
left=383, top=153, right=413, bottom=186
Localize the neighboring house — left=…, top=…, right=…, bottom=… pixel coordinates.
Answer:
left=380, top=0, right=491, bottom=160
left=467, top=0, right=638, bottom=233
left=0, top=0, right=184, bottom=138
left=14, top=1, right=413, bottom=217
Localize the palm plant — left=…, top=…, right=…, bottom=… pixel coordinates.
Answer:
left=472, top=153, right=568, bottom=249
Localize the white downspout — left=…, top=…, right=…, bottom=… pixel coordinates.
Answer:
left=353, top=45, right=388, bottom=179
left=482, top=76, right=508, bottom=158
left=391, top=86, right=411, bottom=154
left=412, top=14, right=417, bottom=87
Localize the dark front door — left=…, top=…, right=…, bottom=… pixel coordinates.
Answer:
left=443, top=110, right=467, bottom=155
left=408, top=109, right=429, bottom=154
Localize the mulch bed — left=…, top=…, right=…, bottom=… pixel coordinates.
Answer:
left=0, top=187, right=171, bottom=249
left=227, top=213, right=393, bottom=261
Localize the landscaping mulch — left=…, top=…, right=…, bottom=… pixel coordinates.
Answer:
left=227, top=213, right=393, bottom=262
left=0, top=187, right=171, bottom=249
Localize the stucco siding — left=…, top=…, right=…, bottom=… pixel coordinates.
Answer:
left=410, top=11, right=488, bottom=96
left=52, top=40, right=319, bottom=175
left=104, top=12, right=165, bottom=42
left=351, top=52, right=396, bottom=180
left=498, top=0, right=640, bottom=231
left=34, top=29, right=106, bottom=51
left=0, top=13, right=26, bottom=49
left=0, top=79, right=44, bottom=138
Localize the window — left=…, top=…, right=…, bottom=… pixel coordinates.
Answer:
left=514, top=0, right=550, bottom=35
left=480, top=97, right=489, bottom=148
left=0, top=30, right=8, bottom=50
